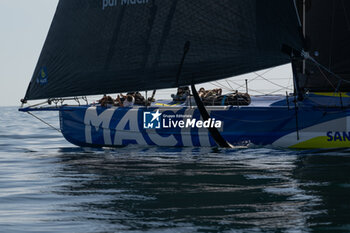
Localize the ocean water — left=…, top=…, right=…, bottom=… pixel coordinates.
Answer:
left=0, top=106, right=350, bottom=233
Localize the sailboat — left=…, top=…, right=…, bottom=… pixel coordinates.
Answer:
left=20, top=0, right=350, bottom=149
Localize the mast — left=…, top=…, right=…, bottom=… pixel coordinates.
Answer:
left=289, top=0, right=305, bottom=101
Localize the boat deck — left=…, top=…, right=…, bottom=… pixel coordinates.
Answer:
left=153, top=95, right=287, bottom=108
left=19, top=93, right=350, bottom=113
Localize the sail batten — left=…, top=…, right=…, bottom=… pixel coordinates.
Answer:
left=24, top=0, right=302, bottom=100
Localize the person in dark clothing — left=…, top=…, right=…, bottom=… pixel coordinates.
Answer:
left=99, top=94, right=114, bottom=107
left=171, top=86, right=190, bottom=101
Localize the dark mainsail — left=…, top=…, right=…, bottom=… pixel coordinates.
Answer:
left=24, top=0, right=302, bottom=100
left=298, top=0, right=350, bottom=92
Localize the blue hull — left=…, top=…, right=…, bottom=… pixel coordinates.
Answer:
left=58, top=95, right=350, bottom=148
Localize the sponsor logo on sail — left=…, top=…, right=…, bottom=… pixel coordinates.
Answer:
left=36, top=67, right=48, bottom=85
left=102, top=0, right=149, bottom=10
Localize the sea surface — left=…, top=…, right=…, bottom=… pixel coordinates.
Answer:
left=0, top=106, right=350, bottom=233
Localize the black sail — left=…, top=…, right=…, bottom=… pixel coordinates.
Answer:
left=299, top=0, right=350, bottom=92
left=24, top=0, right=302, bottom=100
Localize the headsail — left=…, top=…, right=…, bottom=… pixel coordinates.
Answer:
left=24, top=0, right=302, bottom=100
left=298, top=0, right=350, bottom=92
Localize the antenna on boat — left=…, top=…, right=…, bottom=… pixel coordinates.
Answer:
left=286, top=91, right=290, bottom=110
left=145, top=91, right=148, bottom=108
left=245, top=79, right=248, bottom=94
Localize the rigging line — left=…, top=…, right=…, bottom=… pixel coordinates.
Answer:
left=287, top=44, right=350, bottom=89
left=215, top=81, right=233, bottom=91
left=248, top=68, right=274, bottom=83
left=315, top=64, right=339, bottom=107
left=267, top=87, right=293, bottom=95
left=209, top=82, right=224, bottom=89
left=230, top=68, right=274, bottom=90
left=229, top=74, right=288, bottom=95
left=293, top=0, right=302, bottom=26
left=226, top=79, right=243, bottom=90
left=253, top=72, right=291, bottom=90
left=335, top=80, right=343, bottom=96
left=27, top=112, right=61, bottom=133
left=225, top=80, right=235, bottom=92
left=293, top=0, right=302, bottom=27
left=218, top=68, right=276, bottom=93
left=244, top=88, right=266, bottom=95
left=214, top=81, right=229, bottom=90
left=209, top=82, right=232, bottom=91
left=316, top=64, right=337, bottom=90
left=289, top=47, right=349, bottom=91
left=25, top=100, right=50, bottom=108
left=303, top=51, right=350, bottom=85
left=232, top=77, right=292, bottom=82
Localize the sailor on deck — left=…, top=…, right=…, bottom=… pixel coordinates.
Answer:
left=99, top=94, right=114, bottom=107
left=198, top=88, right=222, bottom=99
left=116, top=94, right=134, bottom=107
left=171, top=86, right=190, bottom=101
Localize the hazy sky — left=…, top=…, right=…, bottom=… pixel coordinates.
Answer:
left=0, top=0, right=58, bottom=106
left=0, top=0, right=292, bottom=106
